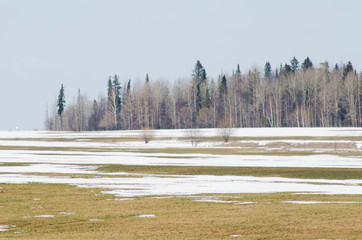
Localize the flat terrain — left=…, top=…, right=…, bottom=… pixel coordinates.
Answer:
left=0, top=128, right=361, bottom=239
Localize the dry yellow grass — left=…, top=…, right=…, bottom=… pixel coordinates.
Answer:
left=0, top=183, right=361, bottom=239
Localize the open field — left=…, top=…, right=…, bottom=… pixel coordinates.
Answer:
left=0, top=128, right=362, bottom=239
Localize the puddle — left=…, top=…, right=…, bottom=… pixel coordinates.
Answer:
left=136, top=214, right=156, bottom=218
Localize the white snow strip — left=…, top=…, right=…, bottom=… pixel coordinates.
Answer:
left=282, top=201, right=362, bottom=204
left=136, top=214, right=156, bottom=218
left=89, top=218, right=104, bottom=222
left=1, top=150, right=361, bottom=168
left=34, top=215, right=54, bottom=218
left=0, top=174, right=361, bottom=197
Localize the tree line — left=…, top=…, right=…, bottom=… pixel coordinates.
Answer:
left=45, top=58, right=362, bottom=131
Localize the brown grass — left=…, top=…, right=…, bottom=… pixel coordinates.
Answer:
left=0, top=184, right=361, bottom=239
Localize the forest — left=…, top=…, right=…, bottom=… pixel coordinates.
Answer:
left=45, top=57, right=362, bottom=131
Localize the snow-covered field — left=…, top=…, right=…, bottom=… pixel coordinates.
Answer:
left=0, top=128, right=361, bottom=197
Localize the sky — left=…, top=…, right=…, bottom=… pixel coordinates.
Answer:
left=0, top=0, right=361, bottom=130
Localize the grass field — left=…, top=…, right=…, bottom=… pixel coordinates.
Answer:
left=0, top=128, right=361, bottom=239
left=0, top=184, right=361, bottom=239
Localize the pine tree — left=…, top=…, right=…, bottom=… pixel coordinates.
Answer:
left=57, top=84, right=66, bottom=116
left=145, top=73, right=150, bottom=83
left=204, top=87, right=211, bottom=108
left=219, top=75, right=227, bottom=99
left=301, top=57, right=313, bottom=70
left=196, top=84, right=202, bottom=114
left=290, top=57, right=299, bottom=72
left=264, top=61, right=272, bottom=79
left=236, top=64, right=241, bottom=75
left=113, top=75, right=122, bottom=129
left=342, top=61, right=353, bottom=80
left=192, top=60, right=207, bottom=83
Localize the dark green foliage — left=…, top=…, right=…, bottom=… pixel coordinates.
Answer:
left=290, top=57, right=299, bottom=72
left=192, top=60, right=207, bottom=83
left=204, top=87, right=211, bottom=108
left=301, top=57, right=313, bottom=70
left=342, top=61, right=353, bottom=80
left=57, top=84, right=65, bottom=116
left=196, top=84, right=202, bottom=114
left=145, top=73, right=150, bottom=83
left=219, top=75, right=227, bottom=98
left=236, top=64, right=241, bottom=75
left=264, top=61, right=271, bottom=79
left=282, top=64, right=292, bottom=77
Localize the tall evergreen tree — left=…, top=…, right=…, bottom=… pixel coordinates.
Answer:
left=145, top=73, right=150, bottom=83
left=290, top=57, right=299, bottom=72
left=204, top=87, right=211, bottom=108
left=236, top=64, right=241, bottom=75
left=196, top=84, right=202, bottom=114
left=342, top=61, right=353, bottom=80
left=264, top=61, right=272, bottom=79
left=57, top=84, right=66, bottom=116
left=192, top=60, right=207, bottom=83
left=301, top=57, right=313, bottom=70
left=113, top=75, right=122, bottom=129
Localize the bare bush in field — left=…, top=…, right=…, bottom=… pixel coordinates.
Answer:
left=185, top=128, right=202, bottom=147
left=141, top=127, right=155, bottom=144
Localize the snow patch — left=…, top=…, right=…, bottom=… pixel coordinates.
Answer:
left=34, top=215, right=54, bottom=218
left=282, top=201, right=362, bottom=204
left=136, top=214, right=156, bottom=218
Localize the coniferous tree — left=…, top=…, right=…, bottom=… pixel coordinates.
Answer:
left=113, top=75, right=122, bottom=129
left=57, top=84, right=66, bottom=116
left=145, top=73, right=150, bottom=83
left=192, top=60, right=207, bottom=83
left=290, top=57, right=299, bottom=73
left=57, top=84, right=66, bottom=131
left=342, top=61, right=353, bottom=80
left=204, top=87, right=211, bottom=108
left=301, top=57, right=313, bottom=70
left=236, top=64, right=241, bottom=75
left=264, top=61, right=272, bottom=79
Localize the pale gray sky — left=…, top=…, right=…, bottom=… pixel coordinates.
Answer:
left=0, top=0, right=361, bottom=130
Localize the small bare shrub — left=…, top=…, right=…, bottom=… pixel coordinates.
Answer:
left=185, top=128, right=202, bottom=147
left=141, top=127, right=155, bottom=144
left=217, top=118, right=234, bottom=143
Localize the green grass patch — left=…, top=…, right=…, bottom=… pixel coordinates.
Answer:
left=97, top=165, right=362, bottom=180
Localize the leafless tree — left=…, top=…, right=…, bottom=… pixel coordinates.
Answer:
left=185, top=128, right=202, bottom=147
left=217, top=117, right=234, bottom=143
left=141, top=127, right=155, bottom=144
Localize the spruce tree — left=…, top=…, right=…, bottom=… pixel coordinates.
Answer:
left=145, top=73, right=150, bottom=83
left=204, top=87, right=211, bottom=108
left=196, top=84, right=202, bottom=114
left=290, top=57, right=299, bottom=72
left=264, top=61, right=272, bottom=79
left=192, top=60, right=207, bottom=83
left=57, top=84, right=65, bottom=116
left=113, top=75, right=122, bottom=129
left=301, top=57, right=313, bottom=70
left=236, top=64, right=241, bottom=75
left=342, top=61, right=353, bottom=80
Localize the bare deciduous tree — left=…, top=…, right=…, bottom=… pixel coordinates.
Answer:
left=185, top=128, right=202, bottom=147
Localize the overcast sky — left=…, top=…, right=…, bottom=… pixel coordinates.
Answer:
left=0, top=0, right=361, bottom=130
